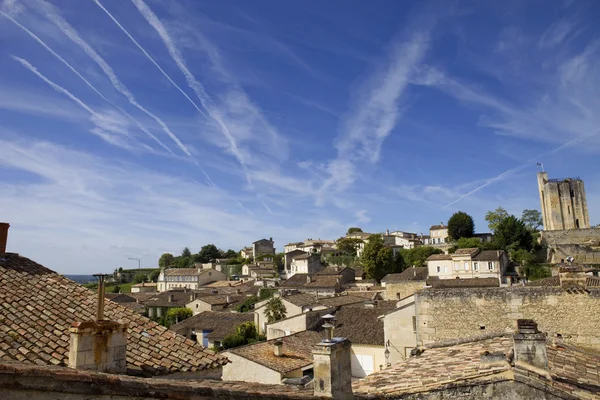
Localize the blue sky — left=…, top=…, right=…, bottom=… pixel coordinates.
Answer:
left=1, top=0, right=599, bottom=274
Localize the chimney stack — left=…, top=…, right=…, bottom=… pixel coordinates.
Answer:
left=312, top=338, right=353, bottom=399
left=513, top=319, right=550, bottom=379
left=273, top=339, right=283, bottom=357
left=0, top=222, right=9, bottom=255
left=169, top=294, right=175, bottom=303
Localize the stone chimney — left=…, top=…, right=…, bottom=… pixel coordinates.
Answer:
left=69, top=274, right=127, bottom=373
left=273, top=339, right=283, bottom=357
left=307, top=275, right=313, bottom=284
left=0, top=222, right=9, bottom=255
left=313, top=338, right=354, bottom=399
left=169, top=294, right=175, bottom=303
left=513, top=319, right=550, bottom=379
left=558, top=266, right=587, bottom=288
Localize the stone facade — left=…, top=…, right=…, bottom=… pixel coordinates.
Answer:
left=541, top=228, right=600, bottom=264
left=384, top=296, right=417, bottom=363
left=415, top=287, right=600, bottom=350
left=385, top=281, right=425, bottom=301
left=537, top=172, right=590, bottom=231
left=68, top=320, right=128, bottom=373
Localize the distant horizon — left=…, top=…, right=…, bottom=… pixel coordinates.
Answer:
left=2, top=0, right=599, bottom=274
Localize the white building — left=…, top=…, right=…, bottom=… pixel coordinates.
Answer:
left=426, top=248, right=509, bottom=284
left=156, top=267, right=226, bottom=292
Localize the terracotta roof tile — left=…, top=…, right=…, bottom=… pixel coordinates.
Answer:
left=426, top=277, right=499, bottom=289
left=0, top=253, right=227, bottom=375
left=382, top=267, right=428, bottom=282
left=170, top=311, right=253, bottom=339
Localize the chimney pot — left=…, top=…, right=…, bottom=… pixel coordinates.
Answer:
left=513, top=319, right=549, bottom=375
left=0, top=222, right=9, bottom=255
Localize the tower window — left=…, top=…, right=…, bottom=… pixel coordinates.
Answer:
left=568, top=206, right=571, bottom=215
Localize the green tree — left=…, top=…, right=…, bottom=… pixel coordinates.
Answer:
left=198, top=244, right=221, bottom=263
left=522, top=264, right=552, bottom=281
left=264, top=297, right=287, bottom=323
left=522, top=209, right=543, bottom=231
left=132, top=272, right=147, bottom=284
left=236, top=295, right=258, bottom=313
left=399, top=246, right=443, bottom=267
left=164, top=307, right=192, bottom=328
left=485, top=207, right=510, bottom=233
left=448, top=237, right=483, bottom=253
left=176, top=256, right=192, bottom=269
left=225, top=249, right=238, bottom=258
left=181, top=247, right=192, bottom=258
left=447, top=211, right=475, bottom=240
left=236, top=321, right=258, bottom=341
left=148, top=269, right=160, bottom=282
left=347, top=227, right=363, bottom=234
left=158, top=253, right=175, bottom=268
left=361, top=235, right=396, bottom=281
left=494, top=216, right=533, bottom=252
left=336, top=237, right=363, bottom=257
left=221, top=322, right=265, bottom=350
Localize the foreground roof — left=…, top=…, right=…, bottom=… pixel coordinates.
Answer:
left=353, top=334, right=600, bottom=399
left=0, top=253, right=227, bottom=375
left=225, top=330, right=322, bottom=374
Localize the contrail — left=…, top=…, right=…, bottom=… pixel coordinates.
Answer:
left=0, top=10, right=173, bottom=155
left=96, top=0, right=253, bottom=187
left=444, top=132, right=598, bottom=208
left=35, top=0, right=192, bottom=157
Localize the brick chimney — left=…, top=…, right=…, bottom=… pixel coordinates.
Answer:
left=0, top=222, right=9, bottom=255
left=312, top=338, right=354, bottom=399
left=513, top=319, right=550, bottom=380
left=69, top=274, right=128, bottom=373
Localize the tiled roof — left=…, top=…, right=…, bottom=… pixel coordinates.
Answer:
left=426, top=277, right=499, bottom=289
left=0, top=253, right=226, bottom=375
left=280, top=274, right=310, bottom=287
left=526, top=276, right=561, bottom=287
left=453, top=248, right=480, bottom=255
left=144, top=290, right=206, bottom=307
left=429, top=225, right=446, bottom=230
left=105, top=293, right=137, bottom=303
left=170, top=311, right=253, bottom=339
left=278, top=293, right=365, bottom=309
left=194, top=294, right=244, bottom=306
left=473, top=250, right=505, bottom=261
left=292, top=253, right=312, bottom=260
left=304, top=275, right=341, bottom=288
left=226, top=330, right=322, bottom=374
left=353, top=334, right=600, bottom=399
left=328, top=306, right=391, bottom=346
left=426, top=253, right=452, bottom=261
left=131, top=282, right=157, bottom=287
left=317, top=266, right=351, bottom=275
left=381, top=267, right=428, bottom=282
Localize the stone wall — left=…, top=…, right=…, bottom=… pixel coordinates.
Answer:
left=541, top=228, right=600, bottom=264
left=416, top=287, right=600, bottom=351
left=385, top=281, right=425, bottom=301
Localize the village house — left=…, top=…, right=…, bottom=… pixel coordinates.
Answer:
left=143, top=289, right=202, bottom=318
left=222, top=331, right=322, bottom=385
left=156, top=266, right=226, bottom=292
left=382, top=230, right=421, bottom=251
left=130, top=281, right=157, bottom=293
left=381, top=266, right=428, bottom=301
left=426, top=248, right=510, bottom=284
left=316, top=266, right=355, bottom=287
left=186, top=294, right=245, bottom=315
left=383, top=294, right=418, bottom=363
left=288, top=253, right=324, bottom=276
left=170, top=311, right=254, bottom=348
left=240, top=246, right=253, bottom=259
left=254, top=293, right=366, bottom=334
left=251, top=238, right=276, bottom=259
left=279, top=273, right=342, bottom=298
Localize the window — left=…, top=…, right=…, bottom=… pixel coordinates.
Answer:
left=568, top=205, right=571, bottom=215
left=436, top=266, right=441, bottom=273
left=412, top=316, right=417, bottom=333
left=453, top=263, right=459, bottom=271
left=214, top=341, right=221, bottom=347
left=444, top=266, right=448, bottom=273
left=464, top=262, right=469, bottom=271
left=488, top=262, right=494, bottom=270
left=473, top=262, right=479, bottom=271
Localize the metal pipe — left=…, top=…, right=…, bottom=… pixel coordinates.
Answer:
left=93, top=274, right=107, bottom=321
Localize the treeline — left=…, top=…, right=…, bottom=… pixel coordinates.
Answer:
left=158, top=245, right=243, bottom=269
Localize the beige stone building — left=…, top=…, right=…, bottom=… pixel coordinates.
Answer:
left=289, top=253, right=323, bottom=275
left=156, top=267, right=226, bottom=292
left=170, top=311, right=253, bottom=349
left=381, top=267, right=428, bottom=301
left=426, top=248, right=509, bottom=284
left=537, top=171, right=590, bottom=230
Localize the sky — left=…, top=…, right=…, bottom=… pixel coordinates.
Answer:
left=1, top=0, right=600, bottom=274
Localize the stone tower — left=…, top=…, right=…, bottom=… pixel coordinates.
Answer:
left=537, top=172, right=590, bottom=231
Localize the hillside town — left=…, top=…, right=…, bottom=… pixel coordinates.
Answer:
left=1, top=171, right=600, bottom=399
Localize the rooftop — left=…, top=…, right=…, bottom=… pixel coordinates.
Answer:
left=170, top=311, right=253, bottom=339
left=473, top=250, right=506, bottom=261
left=453, top=247, right=480, bottom=256
left=426, top=253, right=452, bottom=261
left=275, top=293, right=366, bottom=309
left=280, top=274, right=341, bottom=289
left=0, top=253, right=226, bottom=375
left=225, top=330, right=322, bottom=374
left=426, top=277, right=500, bottom=289
left=381, top=267, right=428, bottom=282
left=144, top=290, right=207, bottom=308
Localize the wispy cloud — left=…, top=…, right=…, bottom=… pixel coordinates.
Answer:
left=0, top=8, right=172, bottom=154
left=317, top=27, right=432, bottom=202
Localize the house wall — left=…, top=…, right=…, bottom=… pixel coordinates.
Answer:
left=221, top=352, right=282, bottom=384
left=416, top=287, right=600, bottom=350
left=186, top=299, right=215, bottom=315
left=253, top=241, right=275, bottom=258
left=255, top=300, right=303, bottom=334
left=384, top=296, right=417, bottom=364
left=350, top=344, right=386, bottom=378
left=267, top=314, right=308, bottom=340
left=198, top=269, right=226, bottom=286
left=427, top=259, right=452, bottom=279
left=385, top=281, right=425, bottom=301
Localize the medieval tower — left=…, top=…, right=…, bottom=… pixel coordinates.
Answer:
left=537, top=172, right=590, bottom=231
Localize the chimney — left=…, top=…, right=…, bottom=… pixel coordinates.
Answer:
left=386, top=229, right=389, bottom=235
left=312, top=338, right=353, bottom=399
left=190, top=293, right=195, bottom=302
left=168, top=294, right=175, bottom=303
left=558, top=266, right=587, bottom=288
left=226, top=295, right=231, bottom=304
left=307, top=275, right=312, bottom=284
left=0, top=222, right=9, bottom=254
left=273, top=339, right=283, bottom=357
left=69, top=274, right=127, bottom=374
left=513, top=319, right=550, bottom=379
